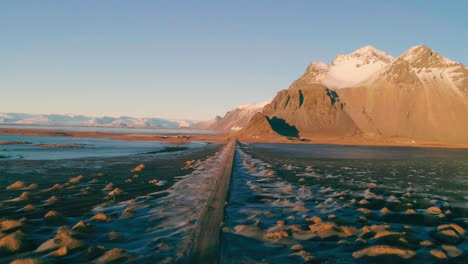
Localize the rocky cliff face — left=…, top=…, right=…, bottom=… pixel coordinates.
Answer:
left=259, top=83, right=359, bottom=137
left=240, top=45, right=468, bottom=144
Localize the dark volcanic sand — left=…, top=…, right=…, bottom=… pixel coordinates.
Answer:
left=221, top=143, right=468, bottom=264
left=0, top=143, right=222, bottom=263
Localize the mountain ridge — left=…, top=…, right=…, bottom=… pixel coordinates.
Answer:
left=238, top=45, right=468, bottom=144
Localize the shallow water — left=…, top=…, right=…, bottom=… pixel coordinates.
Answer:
left=251, top=143, right=468, bottom=159
left=221, top=143, right=468, bottom=263
left=0, top=135, right=205, bottom=160
left=0, top=124, right=221, bottom=135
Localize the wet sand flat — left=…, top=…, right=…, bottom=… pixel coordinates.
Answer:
left=221, top=143, right=468, bottom=263
left=1, top=133, right=467, bottom=264
left=0, top=127, right=230, bottom=145
left=0, top=142, right=223, bottom=263
left=2, top=127, right=468, bottom=149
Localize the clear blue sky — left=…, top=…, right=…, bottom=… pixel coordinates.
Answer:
left=1, top=1, right=467, bottom=120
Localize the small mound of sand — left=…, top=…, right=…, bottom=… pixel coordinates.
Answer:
left=95, top=248, right=132, bottom=264
left=22, top=204, right=37, bottom=212
left=11, top=192, right=31, bottom=202
left=420, top=240, right=433, bottom=246
left=441, top=244, right=462, bottom=257
left=47, top=246, right=69, bottom=257
left=90, top=213, right=111, bottom=222
left=0, top=220, right=24, bottom=232
left=306, top=216, right=322, bottom=224
left=102, top=183, right=114, bottom=191
left=358, top=208, right=371, bottom=214
left=46, top=196, right=59, bottom=203
left=0, top=230, right=28, bottom=254
left=36, top=226, right=85, bottom=253
left=372, top=231, right=403, bottom=243
left=120, top=208, right=135, bottom=219
left=359, top=199, right=369, bottom=205
left=370, top=225, right=390, bottom=233
left=426, top=206, right=442, bottom=214
left=44, top=211, right=65, bottom=224
left=46, top=184, right=62, bottom=192
left=380, top=207, right=390, bottom=214
left=264, top=231, right=289, bottom=241
left=437, top=224, right=465, bottom=235
left=294, top=222, right=357, bottom=240
left=27, top=184, right=38, bottom=190
left=431, top=229, right=462, bottom=244
left=130, top=164, right=145, bottom=173
left=355, top=238, right=367, bottom=245
left=290, top=244, right=304, bottom=251
left=430, top=249, right=447, bottom=259
left=7, top=181, right=26, bottom=189
left=69, top=175, right=84, bottom=184
left=72, top=221, right=94, bottom=233
left=288, top=249, right=315, bottom=262
left=359, top=226, right=373, bottom=237
left=108, top=188, right=124, bottom=196
left=352, top=245, right=415, bottom=259
left=88, top=179, right=99, bottom=184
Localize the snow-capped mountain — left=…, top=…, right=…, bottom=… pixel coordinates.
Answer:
left=302, top=45, right=395, bottom=89
left=194, top=100, right=272, bottom=131
left=0, top=113, right=195, bottom=129
left=240, top=45, right=468, bottom=144
left=340, top=45, right=468, bottom=142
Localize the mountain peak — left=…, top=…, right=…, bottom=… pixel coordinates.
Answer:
left=314, top=46, right=394, bottom=89
left=398, top=45, right=457, bottom=67
left=406, top=44, right=429, bottom=52
left=352, top=45, right=392, bottom=59
left=307, top=62, right=329, bottom=71
left=332, top=46, right=394, bottom=65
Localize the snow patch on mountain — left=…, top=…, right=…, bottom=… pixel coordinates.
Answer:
left=192, top=99, right=272, bottom=131
left=303, top=45, right=395, bottom=89
left=237, top=99, right=272, bottom=110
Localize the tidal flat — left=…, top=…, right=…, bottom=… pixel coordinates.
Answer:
left=0, top=136, right=222, bottom=263
left=1, top=137, right=467, bottom=264
left=222, top=143, right=468, bottom=263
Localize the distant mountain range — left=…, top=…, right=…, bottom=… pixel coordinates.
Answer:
left=237, top=45, right=468, bottom=144
left=0, top=112, right=195, bottom=129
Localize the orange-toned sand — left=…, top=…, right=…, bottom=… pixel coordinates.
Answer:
left=1, top=127, right=468, bottom=149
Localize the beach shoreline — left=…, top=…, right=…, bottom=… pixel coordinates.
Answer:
left=1, top=127, right=467, bottom=149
